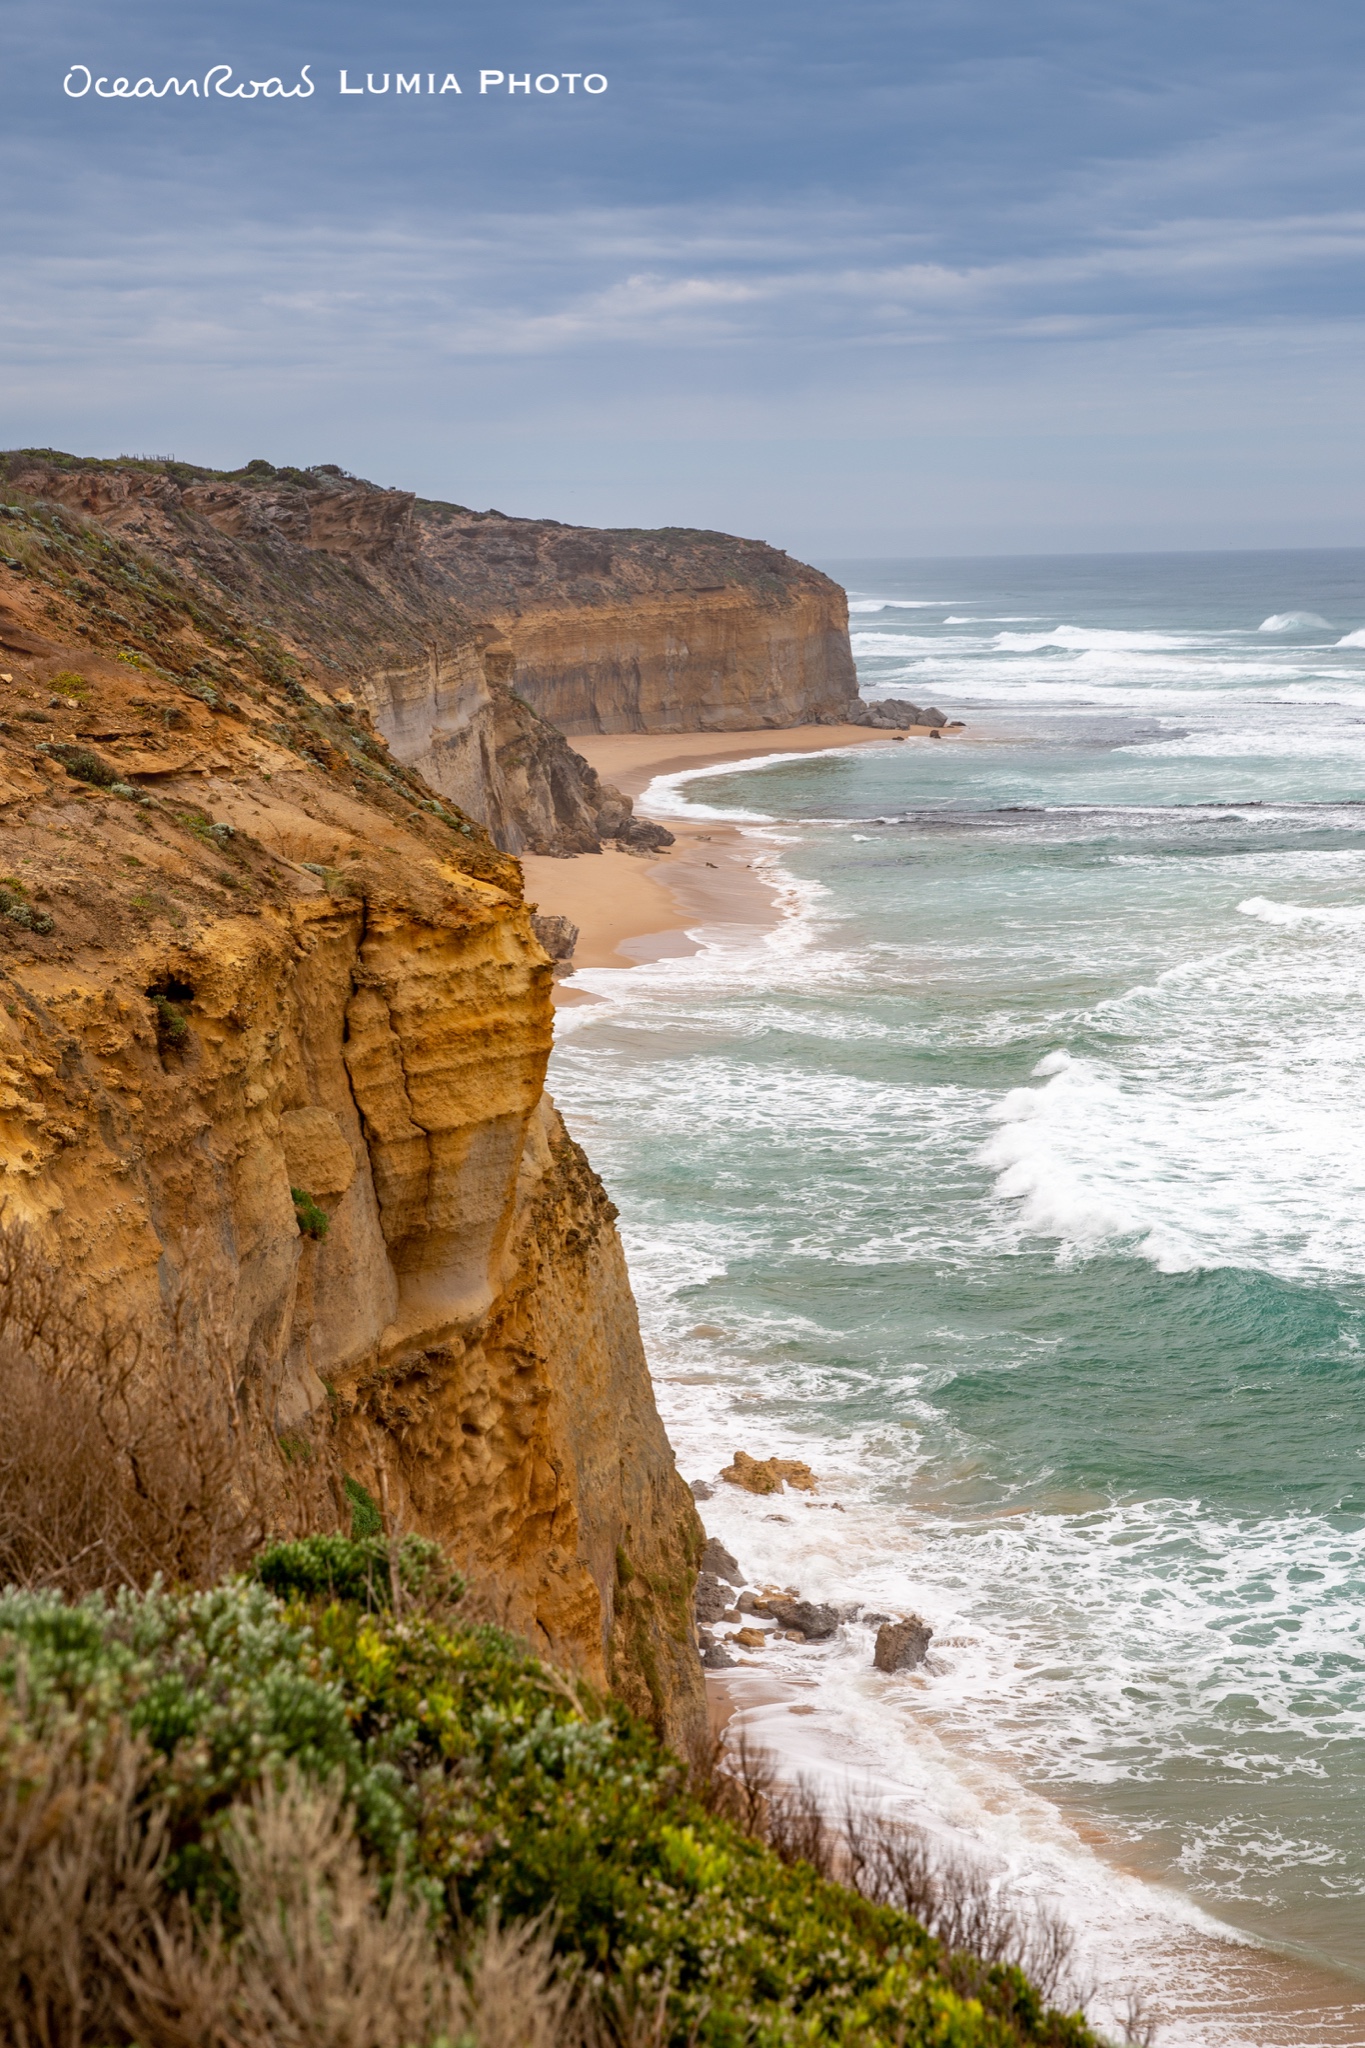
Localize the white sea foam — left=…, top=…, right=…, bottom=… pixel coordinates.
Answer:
left=1334, top=629, right=1365, bottom=647
left=547, top=615, right=1365, bottom=2041
left=1238, top=894, right=1365, bottom=927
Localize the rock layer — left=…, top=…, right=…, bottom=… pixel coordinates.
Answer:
left=0, top=488, right=704, bottom=1747
left=415, top=506, right=858, bottom=733
left=0, top=452, right=666, bottom=859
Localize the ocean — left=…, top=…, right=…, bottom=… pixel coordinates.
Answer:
left=550, top=551, right=1365, bottom=2046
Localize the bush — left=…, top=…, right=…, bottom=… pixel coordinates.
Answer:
left=49, top=741, right=120, bottom=787
left=0, top=1550, right=1104, bottom=2047
left=291, top=1186, right=329, bottom=1240
left=252, top=1531, right=464, bottom=1613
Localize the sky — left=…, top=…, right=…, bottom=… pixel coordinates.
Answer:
left=2, top=0, right=1364, bottom=556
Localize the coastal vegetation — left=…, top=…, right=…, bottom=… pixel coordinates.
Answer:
left=0, top=1533, right=1104, bottom=2048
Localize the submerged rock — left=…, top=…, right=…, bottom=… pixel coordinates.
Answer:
left=873, top=1616, right=933, bottom=1673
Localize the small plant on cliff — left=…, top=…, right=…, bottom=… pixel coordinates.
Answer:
left=48, top=741, right=119, bottom=788
left=0, top=880, right=54, bottom=935
left=290, top=1185, right=329, bottom=1240
left=343, top=1473, right=384, bottom=1538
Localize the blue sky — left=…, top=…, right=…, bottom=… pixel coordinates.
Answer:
left=3, top=0, right=1364, bottom=554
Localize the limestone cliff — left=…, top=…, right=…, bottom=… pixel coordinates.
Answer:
left=0, top=452, right=646, bottom=859
left=414, top=504, right=859, bottom=733
left=0, top=486, right=704, bottom=1746
left=2, top=454, right=859, bottom=765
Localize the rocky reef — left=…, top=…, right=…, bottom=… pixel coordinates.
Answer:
left=0, top=485, right=704, bottom=1746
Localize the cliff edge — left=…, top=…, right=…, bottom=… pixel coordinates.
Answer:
left=413, top=503, right=859, bottom=733
left=0, top=452, right=671, bottom=859
left=0, top=484, right=704, bottom=1747
left=3, top=455, right=859, bottom=764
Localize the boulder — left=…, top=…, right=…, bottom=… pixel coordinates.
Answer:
left=847, top=697, right=922, bottom=729
left=720, top=1450, right=817, bottom=1495
left=700, top=1536, right=741, bottom=1585
left=595, top=781, right=676, bottom=852
left=736, top=1590, right=773, bottom=1616
left=689, top=1479, right=714, bottom=1501
left=694, top=1573, right=731, bottom=1625
left=530, top=912, right=578, bottom=963
left=701, top=1640, right=736, bottom=1669
left=733, top=1627, right=768, bottom=1650
left=873, top=1616, right=933, bottom=1673
left=619, top=815, right=675, bottom=852
left=767, top=1599, right=839, bottom=1641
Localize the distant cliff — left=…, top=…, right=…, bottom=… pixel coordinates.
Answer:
left=4, top=457, right=859, bottom=773
left=0, top=453, right=674, bottom=858
left=0, top=485, right=704, bottom=1746
left=414, top=504, right=859, bottom=733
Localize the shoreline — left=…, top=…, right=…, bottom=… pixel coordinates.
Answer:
left=520, top=722, right=946, bottom=986
left=699, top=1664, right=1365, bottom=2044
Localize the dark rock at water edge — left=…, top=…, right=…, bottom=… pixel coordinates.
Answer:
left=767, top=1598, right=839, bottom=1641
left=843, top=696, right=952, bottom=730
left=700, top=1536, right=742, bottom=1585
left=873, top=1616, right=932, bottom=1673
left=694, top=1573, right=731, bottom=1625
left=689, top=1478, right=714, bottom=1500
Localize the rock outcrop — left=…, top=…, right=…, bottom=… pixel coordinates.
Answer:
left=0, top=487, right=704, bottom=1747
left=720, top=1449, right=818, bottom=1495
left=414, top=505, right=859, bottom=733
left=873, top=1616, right=933, bottom=1673
left=0, top=452, right=674, bottom=860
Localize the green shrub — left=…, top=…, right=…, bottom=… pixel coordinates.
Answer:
left=49, top=742, right=119, bottom=788
left=150, top=992, right=188, bottom=1047
left=252, top=1532, right=462, bottom=1614
left=0, top=1553, right=1101, bottom=2046
left=290, top=1186, right=329, bottom=1240
left=0, top=882, right=54, bottom=935
left=344, top=1474, right=384, bottom=1538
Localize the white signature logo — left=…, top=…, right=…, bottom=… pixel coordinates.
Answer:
left=64, top=63, right=315, bottom=99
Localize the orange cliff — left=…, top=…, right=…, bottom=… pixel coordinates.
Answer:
left=413, top=503, right=859, bottom=733
left=0, top=487, right=705, bottom=1747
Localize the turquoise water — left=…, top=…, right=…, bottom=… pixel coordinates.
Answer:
left=551, top=554, right=1365, bottom=2044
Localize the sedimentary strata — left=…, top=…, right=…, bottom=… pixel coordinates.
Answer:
left=0, top=452, right=675, bottom=859
left=414, top=503, right=859, bottom=732
left=0, top=489, right=703, bottom=1746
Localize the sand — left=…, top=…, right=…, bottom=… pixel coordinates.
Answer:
left=520, top=723, right=948, bottom=987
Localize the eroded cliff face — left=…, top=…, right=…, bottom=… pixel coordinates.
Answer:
left=415, top=506, right=859, bottom=734
left=0, top=489, right=704, bottom=1747
left=0, top=453, right=621, bottom=858
left=2, top=455, right=859, bottom=763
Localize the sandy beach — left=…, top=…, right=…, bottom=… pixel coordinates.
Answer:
left=520, top=722, right=946, bottom=983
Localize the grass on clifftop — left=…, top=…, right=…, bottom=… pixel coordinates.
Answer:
left=0, top=1535, right=1107, bottom=2048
